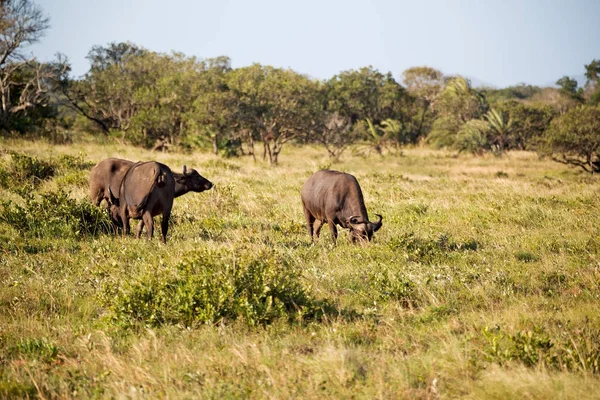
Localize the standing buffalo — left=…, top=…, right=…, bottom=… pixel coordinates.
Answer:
left=90, top=159, right=213, bottom=208
left=109, top=161, right=175, bottom=244
left=301, top=170, right=382, bottom=244
left=89, top=158, right=134, bottom=207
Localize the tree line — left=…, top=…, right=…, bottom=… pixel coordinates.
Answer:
left=2, top=0, right=600, bottom=172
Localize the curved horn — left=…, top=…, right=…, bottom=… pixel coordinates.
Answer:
left=347, top=215, right=367, bottom=225
left=370, top=214, right=383, bottom=232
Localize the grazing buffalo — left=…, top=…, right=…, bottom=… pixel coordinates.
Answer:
left=109, top=161, right=175, bottom=244
left=89, top=158, right=134, bottom=207
left=301, top=170, right=382, bottom=244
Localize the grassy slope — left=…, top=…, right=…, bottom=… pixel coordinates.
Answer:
left=1, top=139, right=599, bottom=399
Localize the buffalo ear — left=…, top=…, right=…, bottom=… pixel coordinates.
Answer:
left=108, top=184, right=119, bottom=206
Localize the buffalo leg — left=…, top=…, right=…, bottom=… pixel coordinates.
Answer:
left=136, top=220, right=145, bottom=239
left=303, top=207, right=315, bottom=239
left=120, top=209, right=130, bottom=238
left=313, top=220, right=323, bottom=240
left=142, top=212, right=154, bottom=240
left=160, top=207, right=172, bottom=244
left=327, top=219, right=338, bottom=244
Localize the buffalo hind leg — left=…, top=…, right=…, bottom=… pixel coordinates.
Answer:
left=160, top=208, right=172, bottom=244
left=141, top=212, right=154, bottom=240
left=303, top=208, right=315, bottom=240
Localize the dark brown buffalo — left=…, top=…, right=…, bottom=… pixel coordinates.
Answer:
left=301, top=170, right=382, bottom=244
left=109, top=161, right=175, bottom=244
left=90, top=159, right=213, bottom=208
left=89, top=158, right=134, bottom=207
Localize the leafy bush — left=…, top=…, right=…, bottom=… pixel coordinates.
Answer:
left=105, top=248, right=328, bottom=328
left=388, top=232, right=479, bottom=262
left=366, top=267, right=415, bottom=306
left=10, top=338, right=59, bottom=362
left=541, top=105, right=600, bottom=173
left=455, top=119, right=490, bottom=154
left=483, top=322, right=600, bottom=374
left=0, top=191, right=112, bottom=238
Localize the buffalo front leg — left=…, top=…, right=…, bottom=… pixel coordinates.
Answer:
left=313, top=219, right=323, bottom=240
left=136, top=220, right=145, bottom=239
left=327, top=219, right=338, bottom=244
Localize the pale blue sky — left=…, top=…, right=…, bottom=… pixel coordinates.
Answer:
left=29, top=0, right=599, bottom=87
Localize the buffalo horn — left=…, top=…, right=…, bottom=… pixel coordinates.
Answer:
left=183, top=165, right=187, bottom=174
left=370, top=214, right=383, bottom=232
left=348, top=215, right=367, bottom=225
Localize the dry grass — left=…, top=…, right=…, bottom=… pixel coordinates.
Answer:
left=1, top=138, right=599, bottom=398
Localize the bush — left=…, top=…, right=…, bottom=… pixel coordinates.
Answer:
left=483, top=322, right=600, bottom=374
left=0, top=191, right=112, bottom=238
left=105, top=248, right=328, bottom=328
left=6, top=152, right=55, bottom=191
left=541, top=105, right=600, bottom=173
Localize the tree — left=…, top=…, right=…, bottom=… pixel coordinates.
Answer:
left=495, top=101, right=555, bottom=150
left=542, top=105, right=600, bottom=173
left=326, top=67, right=407, bottom=154
left=556, top=76, right=583, bottom=101
left=0, top=0, right=67, bottom=132
left=484, top=108, right=512, bottom=153
left=584, top=59, right=600, bottom=105
left=58, top=42, right=148, bottom=135
left=228, top=64, right=322, bottom=164
left=402, top=66, right=444, bottom=139
left=584, top=59, right=600, bottom=85
left=427, top=76, right=488, bottom=148
left=187, top=56, right=236, bottom=155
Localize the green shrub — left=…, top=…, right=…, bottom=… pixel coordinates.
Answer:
left=10, top=338, right=59, bottom=362
left=105, top=248, right=328, bottom=328
left=9, top=152, right=55, bottom=184
left=483, top=322, right=600, bottom=374
left=0, top=191, right=112, bottom=238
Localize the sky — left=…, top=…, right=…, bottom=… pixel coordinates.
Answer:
left=28, top=0, right=600, bottom=88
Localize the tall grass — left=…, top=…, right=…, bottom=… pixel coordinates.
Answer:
left=1, top=139, right=599, bottom=398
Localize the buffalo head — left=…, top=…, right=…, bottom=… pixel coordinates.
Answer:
left=346, top=214, right=383, bottom=243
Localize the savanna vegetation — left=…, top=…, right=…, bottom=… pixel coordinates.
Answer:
left=1, top=142, right=600, bottom=398
left=1, top=0, right=600, bottom=398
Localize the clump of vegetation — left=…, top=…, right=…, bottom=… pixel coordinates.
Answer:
left=0, top=191, right=112, bottom=238
left=483, top=322, right=600, bottom=374
left=9, top=338, right=59, bottom=363
left=104, top=248, right=329, bottom=328
left=388, top=232, right=479, bottom=262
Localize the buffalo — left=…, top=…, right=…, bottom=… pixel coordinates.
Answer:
left=89, top=159, right=213, bottom=208
left=89, top=158, right=134, bottom=207
left=301, top=170, right=382, bottom=244
left=109, top=161, right=175, bottom=244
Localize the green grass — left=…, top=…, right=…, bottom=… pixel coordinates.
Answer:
left=1, top=138, right=600, bottom=398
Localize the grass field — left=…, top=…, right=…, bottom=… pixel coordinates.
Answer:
left=1, top=138, right=599, bottom=399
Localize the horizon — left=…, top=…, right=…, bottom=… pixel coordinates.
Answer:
left=29, top=0, right=600, bottom=88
